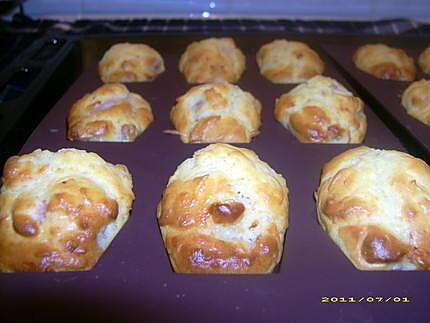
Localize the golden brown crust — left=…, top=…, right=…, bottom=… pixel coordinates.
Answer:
left=256, top=39, right=324, bottom=84
left=67, top=83, right=154, bottom=142
left=170, top=82, right=261, bottom=143
left=274, top=75, right=367, bottom=143
left=179, top=38, right=246, bottom=83
left=401, top=79, right=430, bottom=126
left=157, top=144, right=289, bottom=274
left=315, top=146, right=430, bottom=270
left=98, top=43, right=165, bottom=83
left=164, top=227, right=280, bottom=274
left=352, top=44, right=416, bottom=81
left=0, top=149, right=134, bottom=272
left=419, top=46, right=430, bottom=75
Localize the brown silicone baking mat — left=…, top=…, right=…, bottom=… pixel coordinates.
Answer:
left=320, top=38, right=430, bottom=159
left=1, top=35, right=428, bottom=323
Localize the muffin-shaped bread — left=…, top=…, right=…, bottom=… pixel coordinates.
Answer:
left=99, top=43, right=165, bottom=83
left=67, top=83, right=154, bottom=142
left=315, top=146, right=430, bottom=270
left=179, top=37, right=246, bottom=84
left=274, top=75, right=367, bottom=143
left=418, top=46, right=430, bottom=75
left=170, top=82, right=261, bottom=143
left=0, top=148, right=134, bottom=272
left=401, top=79, right=430, bottom=126
left=157, top=144, right=289, bottom=274
left=256, top=39, right=324, bottom=84
left=352, top=44, right=416, bottom=81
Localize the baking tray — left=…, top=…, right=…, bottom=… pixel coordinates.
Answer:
left=320, top=38, right=430, bottom=162
left=1, top=34, right=428, bottom=323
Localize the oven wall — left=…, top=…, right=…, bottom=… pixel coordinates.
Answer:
left=21, top=0, right=430, bottom=20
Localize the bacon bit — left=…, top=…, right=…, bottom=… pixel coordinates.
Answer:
left=93, top=101, right=116, bottom=113
left=329, top=81, right=342, bottom=91
left=209, top=201, right=245, bottom=224
left=163, top=129, right=181, bottom=136
left=121, top=60, right=133, bottom=70
left=121, top=124, right=137, bottom=140
left=151, top=60, right=162, bottom=73
left=36, top=200, right=48, bottom=224
left=250, top=130, right=260, bottom=137
left=221, top=46, right=233, bottom=55
left=192, top=99, right=204, bottom=111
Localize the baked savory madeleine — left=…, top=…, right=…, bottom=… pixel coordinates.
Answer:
left=274, top=75, right=367, bottom=143
left=99, top=42, right=165, bottom=83
left=352, top=44, right=416, bottom=81
left=256, top=39, right=324, bottom=84
left=179, top=37, right=246, bottom=84
left=67, top=83, right=154, bottom=142
left=0, top=148, right=134, bottom=272
left=157, top=144, right=289, bottom=274
left=418, top=46, right=430, bottom=75
left=169, top=82, right=261, bottom=143
left=401, top=79, right=430, bottom=126
left=315, top=146, right=430, bottom=270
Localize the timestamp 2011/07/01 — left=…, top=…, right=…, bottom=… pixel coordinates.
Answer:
left=321, top=296, right=411, bottom=303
